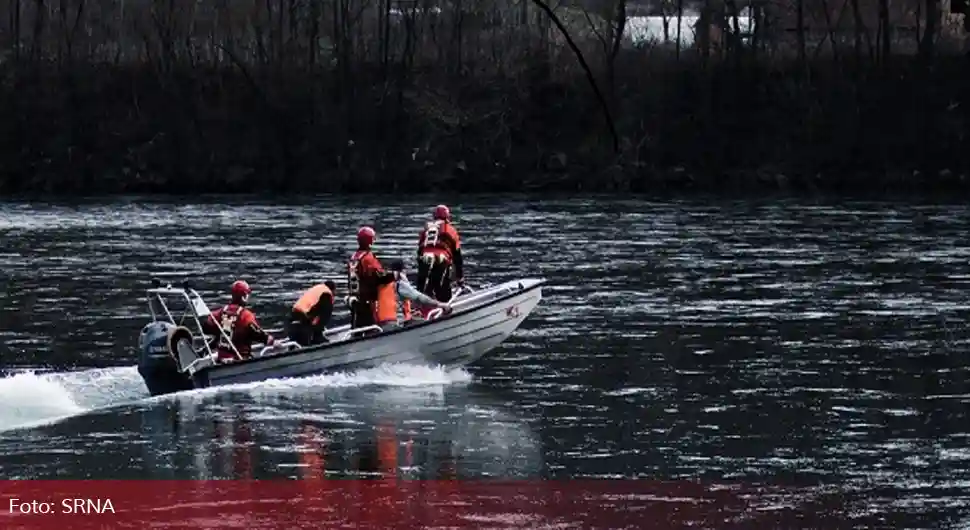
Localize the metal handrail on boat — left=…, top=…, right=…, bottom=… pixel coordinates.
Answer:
left=144, top=279, right=245, bottom=365
left=254, top=338, right=302, bottom=358
left=449, top=283, right=512, bottom=310
left=323, top=324, right=351, bottom=337
left=317, top=284, right=493, bottom=336
left=184, top=354, right=216, bottom=374
left=345, top=325, right=382, bottom=337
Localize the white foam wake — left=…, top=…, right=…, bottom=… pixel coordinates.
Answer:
left=0, top=366, right=147, bottom=433
left=0, top=363, right=474, bottom=433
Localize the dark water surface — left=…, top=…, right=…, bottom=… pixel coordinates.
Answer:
left=1, top=195, right=969, bottom=528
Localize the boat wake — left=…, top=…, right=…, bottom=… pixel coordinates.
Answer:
left=0, top=363, right=474, bottom=433
left=0, top=367, right=146, bottom=433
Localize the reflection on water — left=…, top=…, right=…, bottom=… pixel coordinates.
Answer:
left=2, top=384, right=543, bottom=481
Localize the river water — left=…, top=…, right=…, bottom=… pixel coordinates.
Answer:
left=0, top=195, right=968, bottom=528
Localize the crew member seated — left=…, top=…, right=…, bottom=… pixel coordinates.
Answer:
left=287, top=280, right=337, bottom=347
left=202, top=280, right=274, bottom=362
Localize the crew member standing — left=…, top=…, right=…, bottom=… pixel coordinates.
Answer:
left=347, top=226, right=395, bottom=328
left=416, top=204, right=464, bottom=303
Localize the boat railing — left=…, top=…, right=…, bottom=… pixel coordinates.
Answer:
left=259, top=321, right=363, bottom=346
left=341, top=325, right=383, bottom=340
left=449, top=282, right=514, bottom=311
left=324, top=324, right=352, bottom=337
left=183, top=353, right=216, bottom=374
left=255, top=338, right=302, bottom=359
left=255, top=324, right=381, bottom=355
left=313, top=284, right=497, bottom=339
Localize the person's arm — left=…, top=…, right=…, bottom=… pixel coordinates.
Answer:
left=243, top=311, right=273, bottom=344
left=396, top=275, right=447, bottom=308
left=417, top=227, right=426, bottom=260
left=367, top=254, right=396, bottom=286
left=202, top=309, right=221, bottom=334
left=449, top=226, right=464, bottom=280
left=453, top=248, right=464, bottom=280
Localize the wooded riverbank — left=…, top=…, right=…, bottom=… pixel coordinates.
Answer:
left=0, top=0, right=967, bottom=194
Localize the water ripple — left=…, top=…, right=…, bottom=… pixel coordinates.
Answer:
left=0, top=197, right=968, bottom=527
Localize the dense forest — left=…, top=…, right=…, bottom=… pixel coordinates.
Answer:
left=0, top=0, right=968, bottom=194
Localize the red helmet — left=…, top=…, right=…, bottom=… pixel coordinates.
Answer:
left=230, top=280, right=251, bottom=302
left=433, top=205, right=451, bottom=221
left=357, top=226, right=376, bottom=248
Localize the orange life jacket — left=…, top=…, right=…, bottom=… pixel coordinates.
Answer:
left=375, top=282, right=398, bottom=324
left=292, top=284, right=333, bottom=324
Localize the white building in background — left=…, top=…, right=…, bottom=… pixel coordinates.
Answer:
left=624, top=8, right=757, bottom=47
left=625, top=14, right=702, bottom=46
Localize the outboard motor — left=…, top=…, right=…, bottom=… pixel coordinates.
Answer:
left=137, top=321, right=195, bottom=396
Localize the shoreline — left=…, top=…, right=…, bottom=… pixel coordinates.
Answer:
left=2, top=21, right=968, bottom=197
left=4, top=173, right=970, bottom=202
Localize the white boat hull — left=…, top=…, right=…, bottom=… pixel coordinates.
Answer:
left=188, top=278, right=545, bottom=389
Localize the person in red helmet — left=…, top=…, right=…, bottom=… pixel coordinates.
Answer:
left=202, top=280, right=274, bottom=362
left=416, top=204, right=464, bottom=305
left=347, top=226, right=396, bottom=328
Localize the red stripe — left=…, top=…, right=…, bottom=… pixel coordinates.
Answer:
left=0, top=480, right=857, bottom=529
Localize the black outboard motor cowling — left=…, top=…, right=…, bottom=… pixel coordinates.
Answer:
left=137, top=321, right=195, bottom=396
